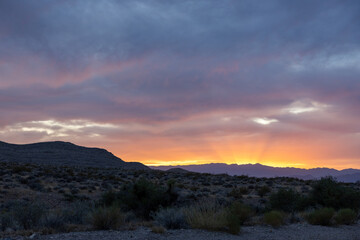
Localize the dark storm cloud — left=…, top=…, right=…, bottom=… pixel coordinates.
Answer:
left=1, top=0, right=359, bottom=65
left=1, top=0, right=360, bottom=165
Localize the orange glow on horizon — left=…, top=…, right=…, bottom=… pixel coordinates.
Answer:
left=108, top=140, right=358, bottom=170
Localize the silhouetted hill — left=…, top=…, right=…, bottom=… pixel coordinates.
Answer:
left=0, top=141, right=148, bottom=170
left=166, top=167, right=189, bottom=173
left=151, top=163, right=360, bottom=183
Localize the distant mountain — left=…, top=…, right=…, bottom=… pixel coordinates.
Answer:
left=0, top=141, right=148, bottom=170
left=336, top=173, right=360, bottom=183
left=151, top=163, right=360, bottom=183
left=166, top=168, right=189, bottom=173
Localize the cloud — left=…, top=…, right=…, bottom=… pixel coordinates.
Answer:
left=252, top=118, right=279, bottom=125
left=289, top=50, right=360, bottom=72
left=284, top=99, right=329, bottom=114
left=0, top=119, right=122, bottom=141
left=0, top=0, right=360, bottom=168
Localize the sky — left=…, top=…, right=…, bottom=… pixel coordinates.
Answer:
left=0, top=0, right=360, bottom=169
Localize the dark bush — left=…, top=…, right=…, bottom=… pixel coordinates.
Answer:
left=311, top=177, right=360, bottom=210
left=100, top=190, right=118, bottom=207
left=228, top=187, right=247, bottom=199
left=151, top=225, right=166, bottom=234
left=152, top=207, right=188, bottom=229
left=334, top=208, right=357, bottom=225
left=42, top=211, right=66, bottom=231
left=11, top=201, right=45, bottom=229
left=257, top=186, right=271, bottom=197
left=0, top=213, right=14, bottom=231
left=12, top=165, right=32, bottom=174
left=224, top=202, right=254, bottom=235
left=28, top=181, right=45, bottom=192
left=62, top=201, right=92, bottom=224
left=106, top=178, right=178, bottom=219
left=263, top=211, right=285, bottom=228
left=90, top=207, right=124, bottom=230
left=226, top=210, right=241, bottom=235
left=307, top=208, right=335, bottom=226
left=269, top=189, right=301, bottom=212
left=228, top=201, right=254, bottom=225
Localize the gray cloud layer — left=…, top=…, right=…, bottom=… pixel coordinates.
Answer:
left=0, top=0, right=360, bottom=166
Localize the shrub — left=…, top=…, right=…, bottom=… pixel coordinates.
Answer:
left=257, top=186, right=271, bottom=197
left=12, top=165, right=32, bottom=174
left=226, top=211, right=241, bottom=235
left=311, top=177, right=360, bottom=210
left=42, top=211, right=66, bottom=231
left=269, top=189, right=300, bottom=212
left=11, top=201, right=45, bottom=229
left=228, top=187, right=248, bottom=199
left=111, top=178, right=178, bottom=219
left=184, top=200, right=244, bottom=235
left=152, top=207, right=188, bottom=229
left=151, top=225, right=166, bottom=234
left=62, top=201, right=92, bottom=224
left=28, top=181, right=45, bottom=192
left=184, top=200, right=228, bottom=232
left=307, top=208, right=335, bottom=226
left=334, top=208, right=357, bottom=225
left=263, top=211, right=285, bottom=228
left=296, top=195, right=314, bottom=211
left=90, top=207, right=124, bottom=230
left=0, top=213, right=14, bottom=231
left=228, top=201, right=253, bottom=225
left=100, top=190, right=118, bottom=207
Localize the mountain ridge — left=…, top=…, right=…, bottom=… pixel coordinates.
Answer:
left=0, top=140, right=148, bottom=170
left=150, top=163, right=360, bottom=183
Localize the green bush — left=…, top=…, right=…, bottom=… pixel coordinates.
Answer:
left=90, top=207, right=124, bottom=230
left=269, top=189, right=301, bottom=212
left=184, top=200, right=250, bottom=235
left=311, top=177, right=360, bottom=210
left=263, top=211, right=285, bottom=228
left=334, top=208, right=357, bottom=225
left=307, top=208, right=335, bottom=226
left=184, top=201, right=230, bottom=233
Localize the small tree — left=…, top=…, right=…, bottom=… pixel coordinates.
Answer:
left=311, top=177, right=360, bottom=210
left=269, top=188, right=300, bottom=212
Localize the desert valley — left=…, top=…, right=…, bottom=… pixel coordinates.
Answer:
left=0, top=141, right=360, bottom=239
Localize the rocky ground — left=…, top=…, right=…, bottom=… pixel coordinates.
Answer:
left=6, top=223, right=360, bottom=240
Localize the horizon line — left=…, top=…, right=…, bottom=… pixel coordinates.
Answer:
left=144, top=162, right=357, bottom=171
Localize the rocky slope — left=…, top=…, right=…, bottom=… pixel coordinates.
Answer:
left=0, top=141, right=148, bottom=170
